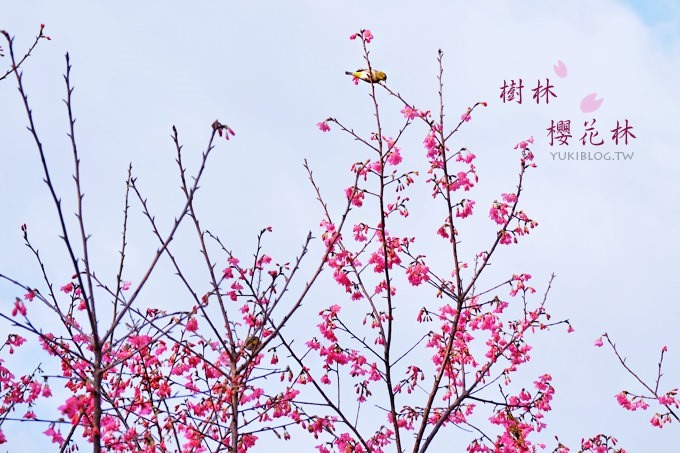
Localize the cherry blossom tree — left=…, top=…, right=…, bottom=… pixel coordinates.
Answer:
left=0, top=25, right=650, bottom=452
left=293, top=30, right=573, bottom=453
left=1, top=25, right=350, bottom=452
left=596, top=334, right=679, bottom=430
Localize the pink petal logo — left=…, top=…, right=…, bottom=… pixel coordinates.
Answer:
left=553, top=60, right=567, bottom=78
left=580, top=93, right=604, bottom=113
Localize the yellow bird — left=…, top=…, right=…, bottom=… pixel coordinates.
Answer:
left=345, top=69, right=387, bottom=83
left=243, top=335, right=261, bottom=352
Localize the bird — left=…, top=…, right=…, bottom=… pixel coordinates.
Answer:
left=243, top=335, right=261, bottom=352
left=345, top=69, right=387, bottom=83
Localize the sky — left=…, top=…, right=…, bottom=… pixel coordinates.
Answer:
left=1, top=1, right=679, bottom=451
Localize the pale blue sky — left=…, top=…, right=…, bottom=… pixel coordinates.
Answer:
left=1, top=1, right=679, bottom=451
left=625, top=0, right=678, bottom=25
